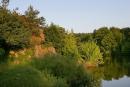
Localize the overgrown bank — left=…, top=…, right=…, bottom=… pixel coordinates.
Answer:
left=0, top=0, right=130, bottom=87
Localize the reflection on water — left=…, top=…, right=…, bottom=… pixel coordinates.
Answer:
left=102, top=76, right=130, bottom=87
left=87, top=57, right=130, bottom=87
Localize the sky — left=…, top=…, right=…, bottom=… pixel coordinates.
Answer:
left=3, top=0, right=130, bottom=33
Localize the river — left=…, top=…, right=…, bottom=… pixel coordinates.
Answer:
left=102, top=76, right=130, bottom=87
left=87, top=57, right=130, bottom=87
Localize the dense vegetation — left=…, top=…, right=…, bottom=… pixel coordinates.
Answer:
left=0, top=0, right=130, bottom=87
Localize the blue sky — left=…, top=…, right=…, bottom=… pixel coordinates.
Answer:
left=5, top=0, right=130, bottom=33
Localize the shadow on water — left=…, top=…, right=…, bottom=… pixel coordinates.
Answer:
left=87, top=56, right=130, bottom=87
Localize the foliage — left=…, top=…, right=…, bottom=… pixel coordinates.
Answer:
left=94, top=27, right=110, bottom=46
left=0, top=65, right=68, bottom=87
left=101, top=32, right=117, bottom=56
left=87, top=75, right=101, bottom=87
left=75, top=33, right=93, bottom=43
left=41, top=71, right=68, bottom=87
left=24, top=5, right=45, bottom=36
left=44, top=23, right=66, bottom=53
left=110, top=27, right=123, bottom=43
left=25, top=5, right=45, bottom=27
left=93, top=27, right=124, bottom=56
left=121, top=27, right=130, bottom=41
left=0, top=8, right=31, bottom=50
left=119, top=28, right=130, bottom=55
left=0, top=66, right=45, bottom=87
left=79, top=42, right=103, bottom=63
left=1, top=1, right=130, bottom=87
left=62, top=33, right=80, bottom=58
left=31, top=54, right=89, bottom=87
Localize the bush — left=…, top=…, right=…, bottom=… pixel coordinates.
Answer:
left=42, top=71, right=68, bottom=87
left=31, top=55, right=75, bottom=75
left=0, top=65, right=68, bottom=87
left=79, top=42, right=103, bottom=64
left=0, top=66, right=44, bottom=87
left=31, top=54, right=89, bottom=87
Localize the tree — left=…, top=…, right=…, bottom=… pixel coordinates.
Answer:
left=93, top=27, right=122, bottom=56
left=101, top=32, right=117, bottom=56
left=94, top=27, right=110, bottom=46
left=0, top=8, right=31, bottom=50
left=109, top=27, right=123, bottom=55
left=24, top=5, right=45, bottom=36
left=62, top=33, right=79, bottom=58
left=75, top=33, right=93, bottom=43
left=25, top=5, right=45, bottom=27
left=44, top=23, right=66, bottom=53
left=120, top=28, right=130, bottom=55
left=110, top=27, right=123, bottom=43
left=79, top=42, right=103, bottom=63
left=121, top=27, right=130, bottom=41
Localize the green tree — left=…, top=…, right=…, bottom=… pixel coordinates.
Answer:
left=110, top=27, right=123, bottom=55
left=25, top=5, right=45, bottom=27
left=0, top=8, right=31, bottom=50
left=94, top=27, right=110, bottom=46
left=79, top=42, right=103, bottom=64
left=110, top=27, right=123, bottom=43
left=44, top=23, right=66, bottom=53
left=121, top=27, right=130, bottom=41
left=120, top=28, right=130, bottom=55
left=62, top=33, right=79, bottom=58
left=25, top=5, right=45, bottom=36
left=101, top=32, right=117, bottom=56
left=93, top=27, right=122, bottom=56
left=75, top=33, right=93, bottom=43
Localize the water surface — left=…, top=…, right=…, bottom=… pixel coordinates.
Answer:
left=87, top=57, right=130, bottom=87
left=102, top=76, right=130, bottom=87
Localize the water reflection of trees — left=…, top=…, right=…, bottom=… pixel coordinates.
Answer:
left=86, top=57, right=130, bottom=87
left=87, top=75, right=102, bottom=87
left=88, top=58, right=130, bottom=80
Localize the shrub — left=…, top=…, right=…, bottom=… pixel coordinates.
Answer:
left=0, top=65, right=68, bottom=87
left=79, top=42, right=103, bottom=64
left=31, top=54, right=89, bottom=87
left=0, top=66, right=44, bottom=87
left=42, top=71, right=68, bottom=87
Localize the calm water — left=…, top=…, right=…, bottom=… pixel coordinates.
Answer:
left=87, top=57, right=130, bottom=87
left=102, top=76, right=130, bottom=87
